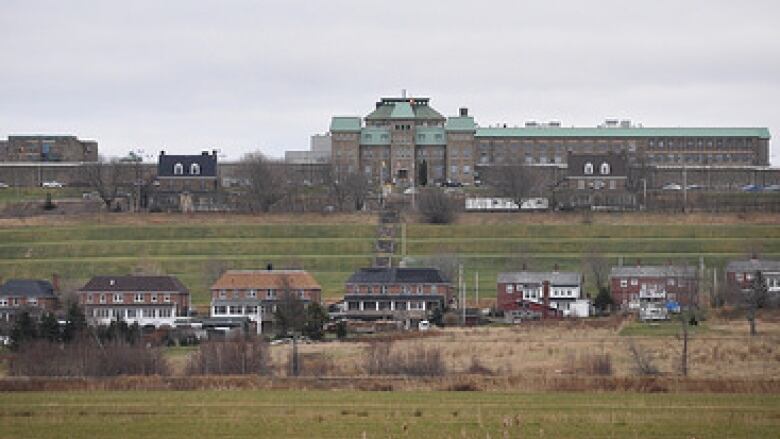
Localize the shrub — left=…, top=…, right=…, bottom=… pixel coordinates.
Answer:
left=9, top=337, right=169, bottom=377
left=186, top=339, right=271, bottom=375
left=363, top=341, right=445, bottom=377
left=417, top=189, right=458, bottom=224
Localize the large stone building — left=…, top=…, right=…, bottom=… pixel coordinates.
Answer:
left=329, top=95, right=771, bottom=187
left=0, top=135, right=98, bottom=162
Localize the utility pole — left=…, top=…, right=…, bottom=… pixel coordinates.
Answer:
left=475, top=272, right=479, bottom=308
left=458, top=264, right=464, bottom=325
left=682, top=164, right=688, bottom=213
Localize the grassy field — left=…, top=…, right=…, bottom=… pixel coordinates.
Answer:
left=0, top=187, right=86, bottom=206
left=0, top=390, right=777, bottom=438
left=0, top=214, right=778, bottom=306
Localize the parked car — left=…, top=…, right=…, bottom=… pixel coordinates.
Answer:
left=403, top=187, right=418, bottom=195
left=741, top=184, right=762, bottom=192
left=41, top=181, right=64, bottom=188
left=442, top=180, right=463, bottom=188
left=686, top=184, right=705, bottom=191
left=763, top=184, right=780, bottom=192
left=0, top=182, right=9, bottom=189
left=662, top=183, right=682, bottom=191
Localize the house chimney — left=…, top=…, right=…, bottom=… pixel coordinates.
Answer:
left=459, top=107, right=469, bottom=117
left=751, top=253, right=759, bottom=261
left=553, top=263, right=559, bottom=272
left=542, top=280, right=550, bottom=309
left=201, top=151, right=209, bottom=156
left=636, top=258, right=641, bottom=267
left=160, top=151, right=165, bottom=156
left=267, top=263, right=273, bottom=271
left=522, top=262, right=527, bottom=271
left=212, top=149, right=218, bottom=157
left=52, top=273, right=60, bottom=293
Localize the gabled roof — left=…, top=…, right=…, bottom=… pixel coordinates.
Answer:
left=475, top=127, right=770, bottom=139
left=80, top=276, right=189, bottom=293
left=498, top=271, right=581, bottom=285
left=0, top=280, right=56, bottom=298
left=347, top=267, right=450, bottom=284
left=158, top=152, right=217, bottom=177
left=610, top=265, right=697, bottom=278
left=726, top=259, right=780, bottom=273
left=211, top=270, right=322, bottom=290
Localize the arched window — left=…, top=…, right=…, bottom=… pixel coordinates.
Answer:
left=190, top=163, right=201, bottom=175
left=600, top=162, right=610, bottom=175
left=173, top=163, right=184, bottom=175
left=583, top=162, right=594, bottom=175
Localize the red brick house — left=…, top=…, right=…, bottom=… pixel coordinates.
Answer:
left=497, top=271, right=585, bottom=321
left=0, top=278, right=59, bottom=324
left=79, top=276, right=190, bottom=327
left=210, top=270, right=322, bottom=334
left=726, top=257, right=780, bottom=294
left=609, top=263, right=698, bottom=310
left=343, top=267, right=452, bottom=323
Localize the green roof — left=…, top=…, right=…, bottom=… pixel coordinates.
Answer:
left=446, top=116, right=476, bottom=132
left=475, top=127, right=771, bottom=139
left=360, top=128, right=391, bottom=145
left=415, top=127, right=446, bottom=145
left=330, top=117, right=361, bottom=132
left=390, top=102, right=415, bottom=119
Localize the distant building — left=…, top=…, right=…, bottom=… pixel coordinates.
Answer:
left=559, top=151, right=636, bottom=210
left=150, top=150, right=222, bottom=212
left=497, top=269, right=587, bottom=320
left=610, top=263, right=698, bottom=310
left=79, top=275, right=191, bottom=327
left=343, top=267, right=452, bottom=324
left=209, top=269, right=322, bottom=334
left=329, top=95, right=771, bottom=188
left=726, top=257, right=780, bottom=294
left=0, top=278, right=59, bottom=324
left=284, top=134, right=332, bottom=186
left=0, top=135, right=98, bottom=162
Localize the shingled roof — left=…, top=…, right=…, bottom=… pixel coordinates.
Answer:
left=80, top=276, right=189, bottom=293
left=610, top=265, right=697, bottom=278
left=726, top=258, right=780, bottom=273
left=346, top=267, right=450, bottom=284
left=210, top=270, right=322, bottom=290
left=497, top=271, right=581, bottom=286
left=0, top=280, right=56, bottom=298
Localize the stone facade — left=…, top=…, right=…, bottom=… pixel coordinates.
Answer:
left=1, top=135, right=98, bottom=162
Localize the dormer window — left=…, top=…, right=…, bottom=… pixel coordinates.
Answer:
left=174, top=163, right=184, bottom=175
left=584, top=162, right=594, bottom=175
left=600, top=162, right=610, bottom=175
left=190, top=163, right=200, bottom=175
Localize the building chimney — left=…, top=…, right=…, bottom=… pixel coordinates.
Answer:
left=542, top=280, right=550, bottom=310
left=201, top=151, right=209, bottom=156
left=459, top=107, right=469, bottom=117
left=636, top=258, right=641, bottom=267
left=52, top=273, right=60, bottom=293
left=267, top=263, right=273, bottom=271
left=751, top=253, right=759, bottom=261
left=522, top=262, right=527, bottom=271
left=160, top=150, right=165, bottom=156
left=553, top=263, right=559, bottom=272
left=212, top=149, right=218, bottom=157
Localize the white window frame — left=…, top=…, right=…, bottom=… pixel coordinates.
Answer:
left=584, top=162, right=594, bottom=175
left=113, top=293, right=122, bottom=303
left=620, top=279, right=628, bottom=288
left=190, top=163, right=201, bottom=175
left=173, top=163, right=184, bottom=175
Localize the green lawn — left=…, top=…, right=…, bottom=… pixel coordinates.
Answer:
left=0, top=222, right=777, bottom=306
left=0, top=187, right=86, bottom=206
left=618, top=320, right=709, bottom=337
left=0, top=390, right=777, bottom=438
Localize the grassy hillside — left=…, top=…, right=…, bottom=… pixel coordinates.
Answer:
left=0, top=218, right=778, bottom=307
left=1, top=390, right=777, bottom=439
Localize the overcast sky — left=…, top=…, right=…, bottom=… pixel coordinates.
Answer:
left=1, top=0, right=778, bottom=163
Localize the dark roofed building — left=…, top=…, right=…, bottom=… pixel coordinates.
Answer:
left=496, top=270, right=587, bottom=318
left=150, top=150, right=222, bottom=212
left=79, top=275, right=190, bottom=327
left=726, top=257, right=780, bottom=294
left=0, top=278, right=59, bottom=324
left=559, top=151, right=636, bottom=210
left=343, top=267, right=452, bottom=323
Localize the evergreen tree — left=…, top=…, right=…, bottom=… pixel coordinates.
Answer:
left=38, top=312, right=60, bottom=342
left=594, top=286, right=614, bottom=314
left=10, top=311, right=38, bottom=350
left=302, top=302, right=329, bottom=340
left=62, top=302, right=87, bottom=342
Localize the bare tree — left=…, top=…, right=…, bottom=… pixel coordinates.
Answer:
left=627, top=340, right=659, bottom=376
left=417, top=188, right=458, bottom=224
left=483, top=163, right=535, bottom=205
left=344, top=172, right=370, bottom=211
left=583, top=246, right=610, bottom=293
left=84, top=156, right=121, bottom=210
left=238, top=152, right=289, bottom=212
left=273, top=275, right=305, bottom=336
left=745, top=270, right=768, bottom=336
left=322, top=165, right=350, bottom=211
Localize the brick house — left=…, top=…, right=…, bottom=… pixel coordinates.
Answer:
left=609, top=263, right=698, bottom=310
left=558, top=151, right=636, bottom=210
left=497, top=270, right=586, bottom=320
left=79, top=276, right=190, bottom=327
left=343, top=267, right=452, bottom=323
left=150, top=151, right=222, bottom=212
left=210, top=270, right=322, bottom=334
left=725, top=257, right=780, bottom=294
left=0, top=278, right=59, bottom=324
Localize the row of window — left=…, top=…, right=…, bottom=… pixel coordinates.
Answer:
left=212, top=305, right=262, bottom=315
left=618, top=278, right=685, bottom=288
left=173, top=163, right=201, bottom=175
left=216, top=289, right=307, bottom=300
left=91, top=307, right=173, bottom=319
left=348, top=284, right=440, bottom=295
left=86, top=293, right=172, bottom=304
left=346, top=300, right=428, bottom=311
left=0, top=297, right=38, bottom=307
